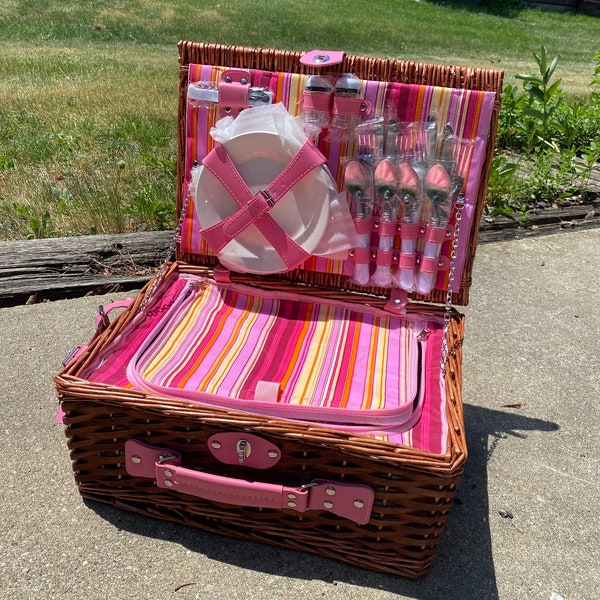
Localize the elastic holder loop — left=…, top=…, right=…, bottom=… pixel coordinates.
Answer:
left=352, top=247, right=372, bottom=265
left=398, top=253, right=417, bottom=269
left=425, top=224, right=454, bottom=244
left=400, top=221, right=424, bottom=240
left=375, top=249, right=394, bottom=267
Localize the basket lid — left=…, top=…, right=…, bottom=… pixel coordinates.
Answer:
left=175, top=42, right=503, bottom=307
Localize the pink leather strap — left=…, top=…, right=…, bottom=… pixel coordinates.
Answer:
left=352, top=247, right=372, bottom=265
left=125, top=439, right=374, bottom=525
left=374, top=249, right=394, bottom=267
left=400, top=222, right=424, bottom=240
left=385, top=289, right=408, bottom=314
left=218, top=68, right=251, bottom=117
left=418, top=254, right=450, bottom=274
left=398, top=253, right=417, bottom=269
left=377, top=219, right=399, bottom=237
left=200, top=139, right=326, bottom=270
left=95, top=299, right=133, bottom=328
left=207, top=432, right=282, bottom=468
left=424, top=224, right=454, bottom=244
left=331, top=96, right=371, bottom=116
left=354, top=217, right=375, bottom=235
left=299, top=91, right=333, bottom=112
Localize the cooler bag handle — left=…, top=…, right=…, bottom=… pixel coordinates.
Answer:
left=125, top=439, right=374, bottom=525
left=63, top=298, right=133, bottom=367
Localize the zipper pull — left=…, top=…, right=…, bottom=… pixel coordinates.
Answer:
left=417, top=328, right=430, bottom=341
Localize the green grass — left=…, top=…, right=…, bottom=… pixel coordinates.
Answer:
left=1, top=0, right=599, bottom=239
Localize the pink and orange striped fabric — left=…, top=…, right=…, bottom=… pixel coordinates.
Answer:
left=81, top=273, right=448, bottom=453
left=135, top=280, right=428, bottom=414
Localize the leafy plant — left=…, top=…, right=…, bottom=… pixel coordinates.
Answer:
left=485, top=154, right=529, bottom=219
left=487, top=47, right=600, bottom=223
left=514, top=46, right=565, bottom=153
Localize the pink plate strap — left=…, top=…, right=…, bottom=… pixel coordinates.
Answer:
left=125, top=439, right=374, bottom=525
left=200, top=139, right=327, bottom=269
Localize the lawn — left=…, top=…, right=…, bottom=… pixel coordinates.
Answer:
left=1, top=0, right=599, bottom=239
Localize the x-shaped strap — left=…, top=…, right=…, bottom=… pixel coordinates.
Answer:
left=199, top=139, right=327, bottom=270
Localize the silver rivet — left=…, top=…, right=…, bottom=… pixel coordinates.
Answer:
left=287, top=493, right=296, bottom=500
left=394, top=298, right=402, bottom=305
left=224, top=76, right=232, bottom=83
left=354, top=499, right=365, bottom=509
left=131, top=455, right=141, bottom=464
left=164, top=480, right=173, bottom=487
left=240, top=77, right=248, bottom=85
left=420, top=225, right=426, bottom=234
left=326, top=487, right=336, bottom=496
left=287, top=501, right=296, bottom=508
left=164, top=469, right=173, bottom=477
left=158, top=454, right=168, bottom=461
left=224, top=107, right=232, bottom=113
left=267, top=450, right=278, bottom=458
left=323, top=500, right=334, bottom=509
left=313, top=54, right=330, bottom=63
left=211, top=441, right=222, bottom=449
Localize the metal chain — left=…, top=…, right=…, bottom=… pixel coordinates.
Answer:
left=138, top=167, right=194, bottom=314
left=441, top=192, right=465, bottom=376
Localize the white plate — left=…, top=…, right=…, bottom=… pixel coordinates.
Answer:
left=194, top=131, right=331, bottom=273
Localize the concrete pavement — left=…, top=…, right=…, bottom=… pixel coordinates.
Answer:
left=1, top=229, right=598, bottom=600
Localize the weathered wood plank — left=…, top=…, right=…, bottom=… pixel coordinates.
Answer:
left=1, top=205, right=599, bottom=307
left=0, top=231, right=174, bottom=307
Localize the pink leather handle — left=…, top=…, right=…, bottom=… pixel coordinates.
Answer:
left=95, top=299, right=133, bottom=328
left=125, top=439, right=374, bottom=525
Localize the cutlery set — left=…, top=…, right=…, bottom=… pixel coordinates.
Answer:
left=342, top=117, right=473, bottom=294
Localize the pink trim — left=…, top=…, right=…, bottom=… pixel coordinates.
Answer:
left=331, top=96, right=371, bottom=116
left=300, top=91, right=333, bottom=112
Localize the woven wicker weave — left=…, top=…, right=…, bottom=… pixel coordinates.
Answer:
left=56, top=42, right=503, bottom=579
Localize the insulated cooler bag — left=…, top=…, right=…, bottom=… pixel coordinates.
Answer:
left=56, top=41, right=503, bottom=578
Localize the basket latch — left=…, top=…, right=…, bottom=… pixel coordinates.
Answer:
left=207, top=432, right=282, bottom=469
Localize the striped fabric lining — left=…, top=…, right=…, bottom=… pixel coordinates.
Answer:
left=81, top=273, right=448, bottom=453
left=135, top=280, right=426, bottom=416
left=181, top=64, right=497, bottom=290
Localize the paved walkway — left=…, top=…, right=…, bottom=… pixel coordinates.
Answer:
left=1, top=229, right=598, bottom=600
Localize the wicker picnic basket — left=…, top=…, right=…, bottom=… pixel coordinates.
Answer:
left=55, top=41, right=503, bottom=578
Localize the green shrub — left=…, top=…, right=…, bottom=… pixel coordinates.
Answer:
left=487, top=47, right=600, bottom=221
